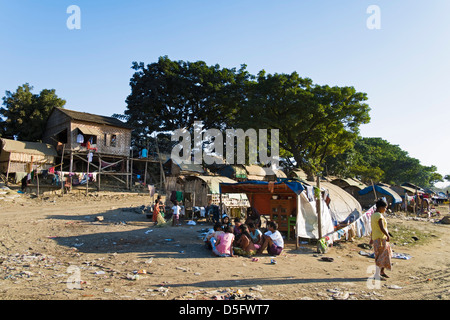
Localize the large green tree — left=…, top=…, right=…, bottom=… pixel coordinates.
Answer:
left=120, top=56, right=250, bottom=152
left=239, top=71, right=371, bottom=178
left=0, top=83, right=66, bottom=142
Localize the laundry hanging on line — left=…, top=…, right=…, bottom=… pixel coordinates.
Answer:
left=322, top=204, right=376, bottom=245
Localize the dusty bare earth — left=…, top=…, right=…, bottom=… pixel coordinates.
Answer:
left=1, top=190, right=449, bottom=302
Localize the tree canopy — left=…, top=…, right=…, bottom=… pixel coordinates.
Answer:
left=120, top=57, right=370, bottom=172
left=120, top=56, right=250, bottom=151
left=116, top=56, right=444, bottom=187
left=238, top=70, right=371, bottom=177
left=0, top=83, right=66, bottom=142
left=324, top=137, right=443, bottom=187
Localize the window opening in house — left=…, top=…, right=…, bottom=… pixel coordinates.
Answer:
left=110, top=134, right=117, bottom=147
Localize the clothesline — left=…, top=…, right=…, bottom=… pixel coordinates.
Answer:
left=322, top=204, right=377, bottom=245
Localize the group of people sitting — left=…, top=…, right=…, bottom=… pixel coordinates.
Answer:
left=204, top=215, right=284, bottom=258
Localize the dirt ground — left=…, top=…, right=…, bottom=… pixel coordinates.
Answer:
left=1, top=191, right=449, bottom=301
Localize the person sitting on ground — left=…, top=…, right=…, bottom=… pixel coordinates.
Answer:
left=222, top=215, right=231, bottom=229
left=245, top=207, right=261, bottom=228
left=234, top=224, right=259, bottom=257
left=204, top=222, right=224, bottom=250
left=248, top=222, right=263, bottom=245
left=233, top=218, right=243, bottom=238
left=257, top=221, right=284, bottom=256
left=212, top=225, right=235, bottom=257
left=206, top=200, right=220, bottom=224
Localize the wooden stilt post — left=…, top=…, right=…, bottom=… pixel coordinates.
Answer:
left=98, top=155, right=101, bottom=191
left=5, top=158, right=11, bottom=186
left=86, top=152, right=90, bottom=196
left=60, top=145, right=65, bottom=196
left=316, top=175, right=322, bottom=240
left=69, top=150, right=73, bottom=192
left=126, top=157, right=129, bottom=190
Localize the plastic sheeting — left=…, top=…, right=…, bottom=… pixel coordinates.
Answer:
left=319, top=182, right=363, bottom=224
left=296, top=192, right=335, bottom=239
left=359, top=185, right=402, bottom=204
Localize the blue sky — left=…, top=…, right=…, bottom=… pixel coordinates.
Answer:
left=1, top=1, right=449, bottom=186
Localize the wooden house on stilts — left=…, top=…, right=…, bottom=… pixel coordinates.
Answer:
left=42, top=108, right=133, bottom=191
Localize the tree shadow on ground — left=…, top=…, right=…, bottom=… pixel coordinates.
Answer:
left=160, top=276, right=368, bottom=290
left=46, top=206, right=216, bottom=258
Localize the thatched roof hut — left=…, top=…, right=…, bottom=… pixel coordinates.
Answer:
left=1, top=138, right=57, bottom=182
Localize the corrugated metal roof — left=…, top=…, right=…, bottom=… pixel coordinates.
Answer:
left=190, top=175, right=237, bottom=194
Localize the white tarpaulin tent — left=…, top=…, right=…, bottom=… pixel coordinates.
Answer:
left=319, top=181, right=362, bottom=224
left=296, top=191, right=335, bottom=239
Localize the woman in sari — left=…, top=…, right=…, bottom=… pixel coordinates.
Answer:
left=370, top=198, right=392, bottom=279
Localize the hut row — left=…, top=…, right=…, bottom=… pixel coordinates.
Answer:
left=0, top=107, right=437, bottom=219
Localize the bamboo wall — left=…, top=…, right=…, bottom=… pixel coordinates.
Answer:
left=43, top=111, right=132, bottom=157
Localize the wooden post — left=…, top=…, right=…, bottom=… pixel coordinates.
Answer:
left=371, top=179, right=378, bottom=201
left=404, top=191, right=407, bottom=213
left=69, top=150, right=73, bottom=192
left=126, top=157, right=129, bottom=190
left=316, top=175, right=322, bottom=240
left=219, top=191, right=223, bottom=218
left=60, top=144, right=65, bottom=196
left=144, top=143, right=149, bottom=186
left=155, top=137, right=165, bottom=192
left=192, top=179, right=197, bottom=221
left=130, top=149, right=134, bottom=190
left=98, top=155, right=101, bottom=191
left=144, top=160, right=148, bottom=186
left=86, top=152, right=90, bottom=196
left=36, top=168, right=40, bottom=197
left=5, top=158, right=11, bottom=186
left=414, top=188, right=418, bottom=215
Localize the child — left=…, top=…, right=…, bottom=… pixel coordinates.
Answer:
left=233, top=218, right=242, bottom=238
left=222, top=215, right=231, bottom=229
left=204, top=222, right=224, bottom=250
left=234, top=224, right=259, bottom=257
left=172, top=201, right=181, bottom=226
left=257, top=221, right=284, bottom=256
left=213, top=226, right=235, bottom=257
left=152, top=198, right=162, bottom=224
left=248, top=222, right=262, bottom=245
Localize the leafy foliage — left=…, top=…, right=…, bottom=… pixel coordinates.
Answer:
left=239, top=71, right=371, bottom=177
left=122, top=56, right=250, bottom=152
left=324, top=137, right=443, bottom=187
left=0, top=83, right=66, bottom=142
